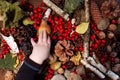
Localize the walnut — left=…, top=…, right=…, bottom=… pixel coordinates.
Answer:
left=55, top=40, right=74, bottom=63
left=100, top=0, right=120, bottom=19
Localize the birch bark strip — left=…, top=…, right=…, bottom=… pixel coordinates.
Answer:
left=82, top=0, right=90, bottom=58
left=81, top=59, right=105, bottom=79
left=43, top=0, right=69, bottom=21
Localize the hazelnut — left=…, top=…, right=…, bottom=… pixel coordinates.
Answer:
left=98, top=31, right=106, bottom=39
left=57, top=68, right=64, bottom=74
left=107, top=45, right=112, bottom=52
left=107, top=32, right=115, bottom=39
left=108, top=24, right=117, bottom=31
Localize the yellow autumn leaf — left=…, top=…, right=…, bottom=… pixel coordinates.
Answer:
left=14, top=57, right=19, bottom=68
left=70, top=51, right=81, bottom=65
left=75, top=22, right=89, bottom=34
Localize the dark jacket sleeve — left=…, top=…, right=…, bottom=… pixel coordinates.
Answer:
left=15, top=57, right=41, bottom=80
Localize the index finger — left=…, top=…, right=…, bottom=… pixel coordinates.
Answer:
left=38, top=31, right=43, bottom=43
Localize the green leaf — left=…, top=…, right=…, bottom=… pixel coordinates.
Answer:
left=64, top=0, right=84, bottom=14
left=0, top=53, right=17, bottom=70
left=0, top=1, right=10, bottom=15
left=2, top=2, right=25, bottom=28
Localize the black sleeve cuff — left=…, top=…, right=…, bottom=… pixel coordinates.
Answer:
left=24, top=57, right=41, bottom=72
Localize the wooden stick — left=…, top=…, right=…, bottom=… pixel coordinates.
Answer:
left=82, top=0, right=90, bottom=58
left=43, top=0, right=70, bottom=21
left=81, top=59, right=105, bottom=79
left=87, top=57, right=107, bottom=73
left=106, top=70, right=119, bottom=80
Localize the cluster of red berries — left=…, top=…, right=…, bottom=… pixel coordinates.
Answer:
left=90, top=22, right=106, bottom=51
left=89, top=22, right=116, bottom=63
left=48, top=16, right=79, bottom=41
left=31, top=4, right=80, bottom=41
left=44, top=68, right=54, bottom=80
left=0, top=39, right=24, bottom=62
left=30, top=4, right=83, bottom=52
left=45, top=65, right=67, bottom=80
left=48, top=15, right=84, bottom=52
left=98, top=53, right=115, bottom=64
left=18, top=50, right=25, bottom=62
left=89, top=22, right=107, bottom=62
left=30, top=4, right=46, bottom=30
left=0, top=40, right=10, bottom=59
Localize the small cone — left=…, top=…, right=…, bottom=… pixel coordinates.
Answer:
left=90, top=0, right=102, bottom=25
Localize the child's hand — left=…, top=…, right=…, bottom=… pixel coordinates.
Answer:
left=29, top=30, right=51, bottom=64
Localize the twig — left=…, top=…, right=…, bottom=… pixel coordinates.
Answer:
left=43, top=0, right=70, bottom=21
left=82, top=0, right=90, bottom=59
left=88, top=53, right=120, bottom=80
left=81, top=59, right=105, bottom=79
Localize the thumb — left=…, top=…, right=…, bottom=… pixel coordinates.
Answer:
left=31, top=38, right=36, bottom=46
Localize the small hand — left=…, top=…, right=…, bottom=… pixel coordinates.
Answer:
left=29, top=30, right=51, bottom=64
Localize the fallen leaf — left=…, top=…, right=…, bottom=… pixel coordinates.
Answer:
left=75, top=22, right=89, bottom=34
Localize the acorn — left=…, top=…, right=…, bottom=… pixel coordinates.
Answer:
left=108, top=24, right=117, bottom=31
left=38, top=19, right=51, bottom=35
left=98, top=31, right=106, bottom=39
left=107, top=31, right=115, bottom=39
left=57, top=68, right=64, bottom=74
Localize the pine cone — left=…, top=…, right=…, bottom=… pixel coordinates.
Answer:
left=100, top=0, right=120, bottom=19
left=90, top=0, right=102, bottom=25
left=94, top=0, right=107, bottom=8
